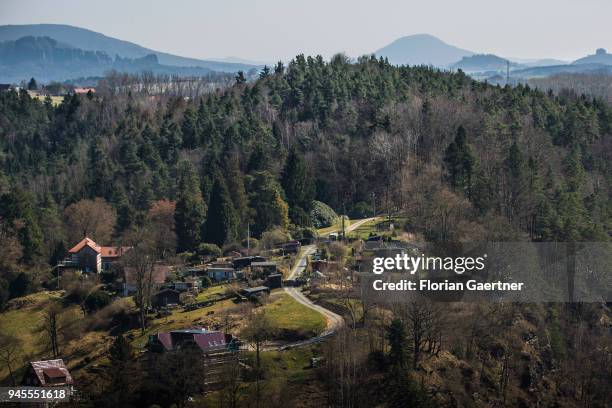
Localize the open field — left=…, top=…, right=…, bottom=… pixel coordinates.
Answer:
left=346, top=216, right=408, bottom=240
left=0, top=291, right=108, bottom=380
left=261, top=291, right=326, bottom=337
left=316, top=216, right=351, bottom=236
left=31, top=94, right=64, bottom=106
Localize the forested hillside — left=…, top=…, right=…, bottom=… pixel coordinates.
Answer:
left=1, top=54, right=611, bottom=300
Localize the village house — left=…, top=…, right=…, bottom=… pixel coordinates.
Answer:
left=152, top=288, right=181, bottom=308
left=265, top=273, right=283, bottom=289
left=240, top=286, right=270, bottom=299
left=73, top=87, right=96, bottom=95
left=123, top=263, right=173, bottom=296
left=206, top=267, right=236, bottom=282
left=173, top=277, right=201, bottom=292
left=22, top=359, right=74, bottom=388
left=147, top=328, right=237, bottom=354
left=250, top=261, right=277, bottom=278
left=232, top=255, right=267, bottom=270
left=59, top=237, right=130, bottom=274
left=275, top=240, right=301, bottom=254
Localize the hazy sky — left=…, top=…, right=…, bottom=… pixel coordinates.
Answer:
left=0, top=0, right=609, bottom=62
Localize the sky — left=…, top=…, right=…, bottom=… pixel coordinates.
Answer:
left=0, top=0, right=610, bottom=63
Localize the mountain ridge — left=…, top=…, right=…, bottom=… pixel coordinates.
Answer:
left=374, top=34, right=475, bottom=67
left=0, top=24, right=259, bottom=73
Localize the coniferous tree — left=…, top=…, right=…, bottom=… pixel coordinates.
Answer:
left=224, top=158, right=249, bottom=230
left=0, top=190, right=43, bottom=263
left=235, top=71, right=246, bottom=85
left=444, top=125, right=475, bottom=198
left=27, top=77, right=37, bottom=90
left=280, top=147, right=315, bottom=224
left=249, top=171, right=289, bottom=236
left=174, top=161, right=206, bottom=252
left=181, top=106, right=199, bottom=149
left=386, top=318, right=430, bottom=408
left=259, top=65, right=271, bottom=79
left=203, top=176, right=238, bottom=247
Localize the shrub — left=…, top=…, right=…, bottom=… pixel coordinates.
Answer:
left=201, top=276, right=212, bottom=288
left=84, top=290, right=112, bottom=313
left=241, top=237, right=259, bottom=249
left=309, top=201, right=338, bottom=228
left=197, top=243, right=222, bottom=258
left=259, top=228, right=291, bottom=249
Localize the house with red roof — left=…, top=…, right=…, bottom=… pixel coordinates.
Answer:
left=147, top=328, right=238, bottom=355
left=73, top=87, right=95, bottom=95
left=63, top=237, right=130, bottom=273
left=22, top=359, right=74, bottom=387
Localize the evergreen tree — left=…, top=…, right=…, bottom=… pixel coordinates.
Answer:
left=235, top=71, right=246, bottom=85
left=223, top=157, right=249, bottom=230
left=203, top=176, right=238, bottom=247
left=444, top=125, right=475, bottom=197
left=174, top=161, right=206, bottom=252
left=247, top=144, right=269, bottom=173
left=0, top=190, right=43, bottom=263
left=280, top=147, right=315, bottom=223
left=386, top=318, right=430, bottom=408
left=181, top=106, right=199, bottom=149
left=159, top=117, right=182, bottom=164
left=27, top=77, right=37, bottom=90
left=109, top=334, right=133, bottom=365
left=259, top=65, right=271, bottom=79
left=249, top=171, right=289, bottom=236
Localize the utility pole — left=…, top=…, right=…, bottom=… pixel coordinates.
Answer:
left=342, top=198, right=347, bottom=243
left=247, top=223, right=250, bottom=255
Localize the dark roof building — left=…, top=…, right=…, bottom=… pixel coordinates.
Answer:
left=240, top=286, right=271, bottom=298
left=152, top=288, right=180, bottom=307
left=23, top=359, right=74, bottom=387
left=148, top=328, right=236, bottom=354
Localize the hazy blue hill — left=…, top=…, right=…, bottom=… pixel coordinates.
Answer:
left=0, top=36, right=219, bottom=83
left=0, top=24, right=259, bottom=73
left=508, top=63, right=612, bottom=79
left=521, top=58, right=569, bottom=67
left=573, top=48, right=612, bottom=65
left=452, top=54, right=521, bottom=72
left=374, top=34, right=474, bottom=67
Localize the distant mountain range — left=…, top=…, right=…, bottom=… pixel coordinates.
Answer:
left=573, top=48, right=612, bottom=65
left=452, top=54, right=520, bottom=72
left=0, top=24, right=260, bottom=83
left=374, top=34, right=474, bottom=67
left=374, top=34, right=612, bottom=82
left=1, top=24, right=611, bottom=85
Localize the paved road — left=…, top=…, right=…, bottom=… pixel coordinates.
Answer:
left=278, top=217, right=378, bottom=349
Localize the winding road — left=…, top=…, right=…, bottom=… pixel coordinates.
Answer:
left=277, top=217, right=377, bottom=349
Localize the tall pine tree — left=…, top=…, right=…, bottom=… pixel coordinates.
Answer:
left=174, top=161, right=206, bottom=252
left=203, top=176, right=238, bottom=247
left=280, top=147, right=314, bottom=224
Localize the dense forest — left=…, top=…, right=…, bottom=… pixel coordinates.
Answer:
left=1, top=53, right=611, bottom=302
left=0, top=55, right=612, bottom=406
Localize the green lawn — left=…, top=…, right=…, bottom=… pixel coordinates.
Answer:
left=128, top=298, right=237, bottom=348
left=194, top=283, right=232, bottom=302
left=0, top=291, right=66, bottom=352
left=0, top=291, right=91, bottom=379
left=317, top=216, right=351, bottom=236
left=262, top=292, right=326, bottom=336
left=347, top=216, right=406, bottom=240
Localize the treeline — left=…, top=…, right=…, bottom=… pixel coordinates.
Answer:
left=0, top=54, right=610, bottom=299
